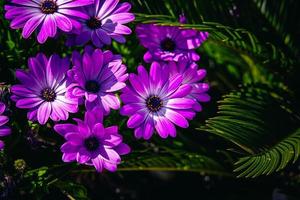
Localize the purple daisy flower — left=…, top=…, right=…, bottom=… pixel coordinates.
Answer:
left=66, top=0, right=135, bottom=47
left=120, top=62, right=196, bottom=140
left=0, top=102, right=11, bottom=150
left=11, top=53, right=78, bottom=125
left=4, top=0, right=94, bottom=43
left=166, top=59, right=211, bottom=111
left=136, top=24, right=209, bottom=63
left=66, top=47, right=128, bottom=114
left=54, top=107, right=131, bottom=172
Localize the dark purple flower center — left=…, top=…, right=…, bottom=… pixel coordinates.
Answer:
left=146, top=96, right=163, bottom=112
left=41, top=0, right=57, bottom=14
left=85, top=80, right=100, bottom=93
left=160, top=38, right=176, bottom=52
left=41, top=88, right=56, bottom=102
left=84, top=136, right=100, bottom=152
left=86, top=17, right=102, bottom=29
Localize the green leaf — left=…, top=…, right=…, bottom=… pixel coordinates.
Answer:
left=234, top=128, right=300, bottom=178
left=251, top=0, right=299, bottom=57
left=119, top=150, right=230, bottom=176
left=200, top=84, right=300, bottom=177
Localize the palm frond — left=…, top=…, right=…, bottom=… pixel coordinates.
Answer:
left=234, top=128, right=300, bottom=178
left=199, top=84, right=300, bottom=177
left=251, top=0, right=300, bottom=57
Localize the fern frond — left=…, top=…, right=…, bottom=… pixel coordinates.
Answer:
left=251, top=0, right=299, bottom=57
left=200, top=84, right=300, bottom=177
left=234, top=128, right=300, bottom=178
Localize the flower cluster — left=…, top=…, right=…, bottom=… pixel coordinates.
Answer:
left=5, top=0, right=134, bottom=44
left=121, top=18, right=210, bottom=139
left=66, top=0, right=135, bottom=47
left=5, top=0, right=210, bottom=172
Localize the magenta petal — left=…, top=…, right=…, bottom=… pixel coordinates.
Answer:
left=22, top=14, right=45, bottom=38
left=44, top=15, right=57, bottom=37
left=51, top=103, right=68, bottom=121
left=91, top=31, right=103, bottom=47
left=165, top=109, right=189, bottom=128
left=165, top=98, right=194, bottom=109
left=168, top=84, right=192, bottom=99
left=120, top=103, right=143, bottom=116
left=65, top=132, right=83, bottom=145
left=61, top=142, right=79, bottom=153
left=62, top=153, right=77, bottom=162
left=16, top=98, right=43, bottom=109
left=134, top=126, right=143, bottom=139
left=0, top=116, right=9, bottom=127
left=100, top=148, right=120, bottom=163
left=37, top=19, right=50, bottom=43
left=115, top=143, right=131, bottom=155
left=96, top=29, right=111, bottom=45
left=103, top=133, right=122, bottom=147
left=53, top=13, right=72, bottom=32
left=84, top=107, right=104, bottom=128
left=176, top=109, right=196, bottom=120
left=127, top=111, right=147, bottom=128
left=103, top=160, right=118, bottom=172
left=154, top=115, right=175, bottom=138
left=54, top=124, right=78, bottom=136
left=77, top=147, right=91, bottom=161
left=92, top=123, right=105, bottom=139
left=37, top=102, right=51, bottom=125
left=0, top=127, right=11, bottom=137
left=102, top=94, right=120, bottom=110
left=75, top=31, right=91, bottom=45
left=142, top=117, right=154, bottom=140
left=111, top=34, right=126, bottom=43
left=59, top=0, right=93, bottom=8
left=143, top=51, right=153, bottom=63
left=195, top=94, right=211, bottom=102
left=129, top=74, right=147, bottom=98
left=92, top=157, right=103, bottom=172
left=97, top=0, right=119, bottom=19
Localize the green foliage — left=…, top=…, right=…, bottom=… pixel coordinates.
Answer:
left=200, top=84, right=300, bottom=177
left=234, top=128, right=300, bottom=178
left=121, top=150, right=229, bottom=176
left=251, top=0, right=299, bottom=56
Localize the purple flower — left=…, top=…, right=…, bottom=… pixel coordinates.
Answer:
left=66, top=0, right=135, bottom=47
left=4, top=0, right=94, bottom=43
left=0, top=102, right=11, bottom=150
left=11, top=53, right=78, bottom=125
left=66, top=47, right=128, bottom=114
left=54, top=107, right=131, bottom=172
left=136, top=24, right=208, bottom=63
left=166, top=59, right=210, bottom=111
left=120, top=62, right=196, bottom=140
